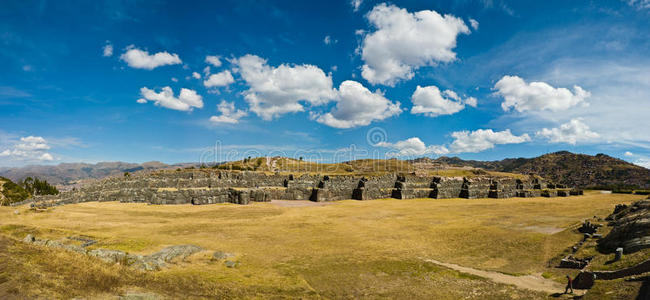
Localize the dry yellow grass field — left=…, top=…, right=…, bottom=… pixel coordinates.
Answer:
left=0, top=191, right=645, bottom=299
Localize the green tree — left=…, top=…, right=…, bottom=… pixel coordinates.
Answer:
left=20, top=177, right=59, bottom=196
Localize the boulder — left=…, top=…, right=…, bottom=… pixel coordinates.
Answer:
left=88, top=249, right=129, bottom=264
left=225, top=260, right=238, bottom=268
left=212, top=251, right=235, bottom=260
left=23, top=234, right=35, bottom=243
left=148, top=245, right=203, bottom=263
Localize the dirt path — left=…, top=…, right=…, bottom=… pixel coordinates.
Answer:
left=424, top=259, right=583, bottom=295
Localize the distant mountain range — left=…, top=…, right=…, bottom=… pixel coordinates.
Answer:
left=418, top=151, right=650, bottom=189
left=1, top=151, right=648, bottom=189
left=0, top=161, right=197, bottom=186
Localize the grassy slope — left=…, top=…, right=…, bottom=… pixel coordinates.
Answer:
left=0, top=192, right=644, bottom=298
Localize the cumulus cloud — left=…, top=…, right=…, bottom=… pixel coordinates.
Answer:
left=323, top=35, right=337, bottom=45
left=351, top=0, right=362, bottom=11
left=625, top=151, right=634, bottom=157
left=103, top=42, right=113, bottom=57
left=469, top=18, right=479, bottom=30
left=232, top=54, right=337, bottom=120
left=494, top=75, right=590, bottom=112
left=377, top=137, right=449, bottom=157
left=536, top=118, right=600, bottom=144
left=316, top=80, right=402, bottom=128
left=0, top=136, right=54, bottom=162
left=120, top=45, right=182, bottom=70
left=205, top=55, right=222, bottom=67
left=210, top=101, right=247, bottom=124
left=360, top=4, right=470, bottom=85
left=464, top=96, right=477, bottom=107
left=192, top=72, right=201, bottom=79
left=203, top=70, right=235, bottom=88
left=137, top=87, right=203, bottom=111
left=410, top=85, right=476, bottom=117
left=449, top=129, right=531, bottom=153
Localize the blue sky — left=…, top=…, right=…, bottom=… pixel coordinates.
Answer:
left=1, top=0, right=650, bottom=167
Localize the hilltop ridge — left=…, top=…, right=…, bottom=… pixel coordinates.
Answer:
left=427, top=151, right=650, bottom=189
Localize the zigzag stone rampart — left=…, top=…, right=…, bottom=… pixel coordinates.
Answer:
left=26, top=170, right=582, bottom=207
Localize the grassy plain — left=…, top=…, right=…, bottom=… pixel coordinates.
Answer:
left=0, top=191, right=644, bottom=299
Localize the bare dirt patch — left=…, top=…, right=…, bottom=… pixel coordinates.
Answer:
left=522, top=225, right=565, bottom=235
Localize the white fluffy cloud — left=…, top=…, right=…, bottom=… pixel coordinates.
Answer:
left=137, top=87, right=203, bottom=111
left=375, top=129, right=527, bottom=156
left=323, top=35, right=337, bottom=45
left=449, top=129, right=531, bottom=153
left=232, top=54, right=337, bottom=120
left=377, top=137, right=449, bottom=157
left=205, top=55, right=222, bottom=67
left=316, top=80, right=402, bottom=128
left=360, top=4, right=470, bottom=85
left=192, top=72, right=201, bottom=79
left=210, top=101, right=247, bottom=124
left=494, top=75, right=590, bottom=112
left=0, top=136, right=54, bottom=162
left=469, top=18, right=479, bottom=30
left=102, top=42, right=113, bottom=57
left=410, top=85, right=476, bottom=117
left=120, top=46, right=182, bottom=70
left=536, top=118, right=600, bottom=144
left=351, top=0, right=362, bottom=11
left=203, top=70, right=235, bottom=88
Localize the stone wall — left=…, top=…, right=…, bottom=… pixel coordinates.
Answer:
left=28, top=170, right=580, bottom=206
left=599, top=198, right=650, bottom=254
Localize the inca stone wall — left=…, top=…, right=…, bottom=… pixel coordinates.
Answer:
left=599, top=198, right=650, bottom=254
left=25, top=170, right=581, bottom=207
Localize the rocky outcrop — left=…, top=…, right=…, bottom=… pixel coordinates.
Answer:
left=22, top=234, right=204, bottom=271
left=599, top=199, right=650, bottom=254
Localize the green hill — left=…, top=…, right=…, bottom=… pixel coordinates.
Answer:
left=0, top=176, right=30, bottom=206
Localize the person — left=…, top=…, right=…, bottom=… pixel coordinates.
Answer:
left=564, top=275, right=574, bottom=294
